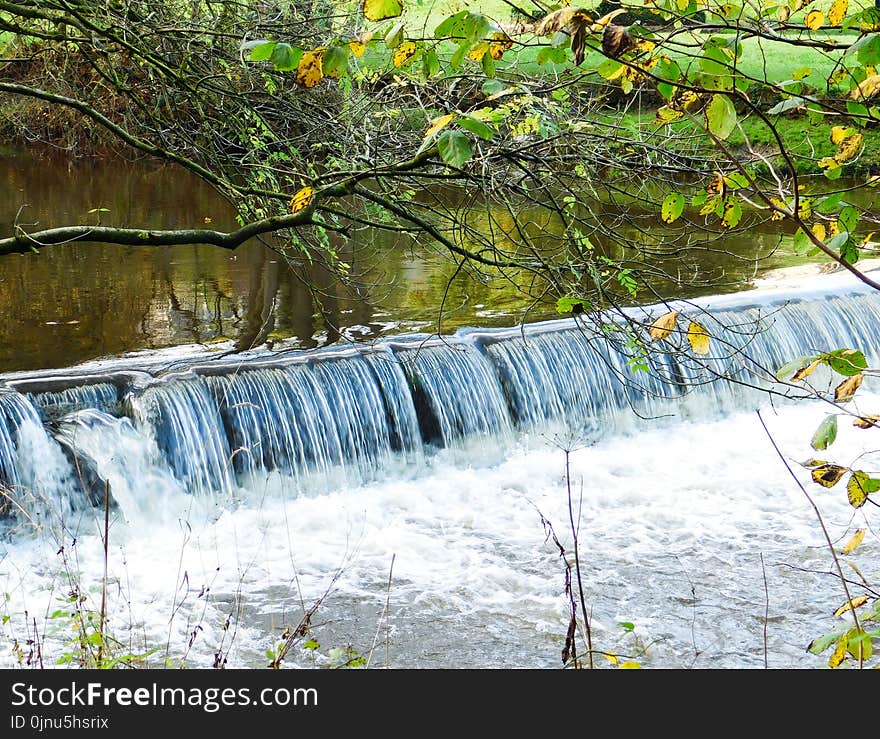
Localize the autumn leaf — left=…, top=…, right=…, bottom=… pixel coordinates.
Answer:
left=289, top=186, right=313, bottom=214
left=804, top=9, right=824, bottom=29
left=791, top=359, right=820, bottom=382
left=830, top=125, right=853, bottom=144
left=841, top=528, right=865, bottom=555
left=649, top=310, right=679, bottom=341
left=810, top=463, right=846, bottom=487
left=349, top=40, right=366, bottom=57
left=423, top=113, right=454, bottom=140
left=687, top=320, right=710, bottom=354
left=811, top=223, right=827, bottom=241
left=661, top=192, right=685, bottom=223
left=829, top=633, right=847, bottom=667
left=295, top=49, right=324, bottom=88
left=833, top=595, right=869, bottom=618
left=490, top=32, right=513, bottom=60
left=851, top=74, right=880, bottom=101
left=834, top=373, right=863, bottom=402
left=706, top=172, right=725, bottom=196
left=835, top=132, right=864, bottom=162
left=853, top=414, right=880, bottom=429
left=591, top=8, right=627, bottom=31
left=828, top=0, right=848, bottom=25
left=363, top=0, right=403, bottom=23
left=846, top=470, right=880, bottom=507
left=799, top=459, right=828, bottom=468
left=393, top=41, right=418, bottom=67
left=534, top=7, right=584, bottom=35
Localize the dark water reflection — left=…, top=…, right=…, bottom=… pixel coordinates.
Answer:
left=0, top=150, right=834, bottom=373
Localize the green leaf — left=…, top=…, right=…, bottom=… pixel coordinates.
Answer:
left=661, top=192, right=685, bottom=224
left=841, top=238, right=859, bottom=263
left=766, top=96, right=805, bottom=115
left=557, top=296, right=587, bottom=315
left=823, top=348, right=866, bottom=376
left=322, top=45, right=350, bottom=79
left=722, top=200, right=742, bottom=229
left=434, top=10, right=469, bottom=38
left=269, top=43, right=302, bottom=72
left=811, top=414, right=838, bottom=451
left=363, top=0, right=403, bottom=22
left=244, top=40, right=277, bottom=62
left=423, top=46, right=440, bottom=78
left=793, top=228, right=812, bottom=255
left=808, top=630, right=845, bottom=655
left=776, top=354, right=820, bottom=381
left=450, top=39, right=470, bottom=69
left=598, top=59, right=624, bottom=79
left=825, top=231, right=850, bottom=252
left=437, top=130, right=472, bottom=167
left=481, top=48, right=496, bottom=78
left=816, top=192, right=843, bottom=214
left=551, top=30, right=570, bottom=49
left=385, top=21, right=405, bottom=49
left=706, top=94, right=737, bottom=140
left=618, top=621, right=636, bottom=632
left=838, top=205, right=859, bottom=233
left=457, top=114, right=494, bottom=140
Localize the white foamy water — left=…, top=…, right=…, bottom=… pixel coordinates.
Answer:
left=1, top=391, right=875, bottom=669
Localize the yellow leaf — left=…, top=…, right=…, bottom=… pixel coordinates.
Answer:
left=791, top=359, right=820, bottom=382
left=828, top=0, right=848, bottom=25
left=706, top=172, right=725, bottom=196
left=854, top=414, right=880, bottom=429
left=778, top=5, right=790, bottom=22
left=363, top=0, right=403, bottom=23
left=687, top=320, right=711, bottom=354
left=835, top=133, right=864, bottom=163
left=829, top=634, right=848, bottom=667
left=295, top=49, right=324, bottom=88
left=289, top=186, right=313, bottom=214
left=423, top=113, right=454, bottom=140
left=847, top=475, right=870, bottom=508
left=619, top=661, right=642, bottom=669
left=811, top=223, right=827, bottom=241
left=349, top=40, right=366, bottom=57
left=655, top=106, right=683, bottom=125
left=467, top=42, right=489, bottom=62
left=830, top=125, right=851, bottom=144
left=834, top=373, right=863, bottom=402
left=841, top=528, right=866, bottom=555
left=769, top=197, right=788, bottom=221
left=804, top=9, right=824, bottom=29
left=818, top=156, right=840, bottom=170
left=649, top=310, right=680, bottom=341
left=490, top=32, right=513, bottom=60
left=604, top=652, right=620, bottom=665
left=828, top=220, right=840, bottom=237
left=852, top=74, right=880, bottom=100
left=811, top=464, right=847, bottom=488
left=590, top=8, right=626, bottom=31
left=393, top=40, right=418, bottom=67
left=833, top=595, right=869, bottom=618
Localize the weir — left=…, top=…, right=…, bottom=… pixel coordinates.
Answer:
left=0, top=272, right=878, bottom=522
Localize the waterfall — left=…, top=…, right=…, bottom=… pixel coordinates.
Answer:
left=0, top=276, right=879, bottom=524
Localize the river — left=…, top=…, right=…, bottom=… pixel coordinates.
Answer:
left=0, top=151, right=877, bottom=669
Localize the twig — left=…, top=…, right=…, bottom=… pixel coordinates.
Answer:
left=756, top=409, right=864, bottom=667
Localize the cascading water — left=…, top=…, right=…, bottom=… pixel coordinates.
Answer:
left=0, top=272, right=878, bottom=669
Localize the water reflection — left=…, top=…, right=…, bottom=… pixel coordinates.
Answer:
left=0, top=149, right=842, bottom=373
